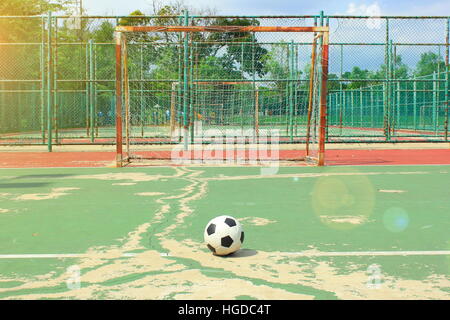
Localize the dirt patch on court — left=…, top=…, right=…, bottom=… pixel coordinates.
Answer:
left=112, top=183, right=136, bottom=186
left=13, top=187, right=80, bottom=201
left=378, top=189, right=407, bottom=193
left=0, top=247, right=184, bottom=299
left=161, top=238, right=450, bottom=300
left=0, top=208, right=10, bottom=214
left=151, top=167, right=449, bottom=299
left=71, top=168, right=185, bottom=183
left=4, top=267, right=313, bottom=300
left=1, top=167, right=448, bottom=300
left=107, top=269, right=312, bottom=300
left=155, top=168, right=208, bottom=239
left=319, top=215, right=368, bottom=225
left=202, top=171, right=429, bottom=182
left=135, top=192, right=166, bottom=197
left=0, top=236, right=312, bottom=300
left=239, top=217, right=276, bottom=226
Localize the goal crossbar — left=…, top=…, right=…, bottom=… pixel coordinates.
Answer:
left=116, top=26, right=329, bottom=33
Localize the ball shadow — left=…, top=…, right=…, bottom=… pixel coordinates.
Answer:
left=223, top=248, right=258, bottom=258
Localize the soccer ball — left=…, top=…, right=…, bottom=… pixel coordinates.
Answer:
left=204, top=215, right=244, bottom=256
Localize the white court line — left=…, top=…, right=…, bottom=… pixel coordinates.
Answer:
left=0, top=253, right=142, bottom=259
left=281, top=250, right=450, bottom=257
left=0, top=251, right=449, bottom=259
left=0, top=254, right=86, bottom=259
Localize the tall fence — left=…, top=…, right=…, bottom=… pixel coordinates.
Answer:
left=0, top=13, right=449, bottom=147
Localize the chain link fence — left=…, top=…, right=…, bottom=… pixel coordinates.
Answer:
left=0, top=14, right=448, bottom=146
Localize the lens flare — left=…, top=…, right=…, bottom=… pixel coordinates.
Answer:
left=383, top=207, right=410, bottom=232
left=311, top=168, right=375, bottom=230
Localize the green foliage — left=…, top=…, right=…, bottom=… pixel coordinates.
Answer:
left=342, top=67, right=374, bottom=89
left=208, top=18, right=267, bottom=77
left=414, top=52, right=446, bottom=77
left=91, top=21, right=115, bottom=43
left=0, top=0, right=68, bottom=16
left=0, top=0, right=66, bottom=43
left=5, top=2, right=448, bottom=123
left=118, top=10, right=150, bottom=26
left=0, top=0, right=73, bottom=81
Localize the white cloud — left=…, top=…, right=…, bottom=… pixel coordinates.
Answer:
left=345, top=1, right=382, bottom=16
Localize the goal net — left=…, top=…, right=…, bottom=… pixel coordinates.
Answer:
left=115, top=25, right=329, bottom=166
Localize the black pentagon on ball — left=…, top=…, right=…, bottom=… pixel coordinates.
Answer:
left=207, top=244, right=216, bottom=253
left=240, top=231, right=244, bottom=243
left=221, top=235, right=234, bottom=248
left=224, top=218, right=236, bottom=227
left=206, top=223, right=216, bottom=235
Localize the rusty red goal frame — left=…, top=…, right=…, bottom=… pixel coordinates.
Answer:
left=114, top=25, right=329, bottom=167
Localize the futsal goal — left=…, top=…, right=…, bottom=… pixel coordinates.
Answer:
left=114, top=25, right=329, bottom=167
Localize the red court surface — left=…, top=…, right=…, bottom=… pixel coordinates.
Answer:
left=0, top=148, right=449, bottom=168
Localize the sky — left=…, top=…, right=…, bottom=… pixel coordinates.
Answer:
left=77, top=0, right=449, bottom=74
left=81, top=0, right=450, bottom=16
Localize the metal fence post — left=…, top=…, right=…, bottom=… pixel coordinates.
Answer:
left=41, top=16, right=46, bottom=144
left=54, top=17, right=59, bottom=144
left=289, top=40, right=294, bottom=142
left=183, top=10, right=189, bottom=150
left=115, top=31, right=123, bottom=167
left=370, top=85, right=374, bottom=128
left=384, top=18, right=391, bottom=141
left=89, top=39, right=95, bottom=142
left=445, top=18, right=449, bottom=141
left=433, top=71, right=437, bottom=134
left=140, top=42, right=144, bottom=137
left=360, top=86, right=363, bottom=127
left=413, top=76, right=417, bottom=131
left=47, top=12, right=53, bottom=152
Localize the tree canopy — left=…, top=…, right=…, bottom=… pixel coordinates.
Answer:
left=1, top=0, right=447, bottom=98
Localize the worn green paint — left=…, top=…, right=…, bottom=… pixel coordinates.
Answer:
left=0, top=165, right=449, bottom=299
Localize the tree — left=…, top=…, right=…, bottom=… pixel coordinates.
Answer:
left=263, top=43, right=291, bottom=90
left=414, top=52, right=446, bottom=77
left=372, top=55, right=409, bottom=81
left=0, top=0, right=72, bottom=81
left=0, top=0, right=71, bottom=42
left=207, top=18, right=268, bottom=78
left=0, top=0, right=69, bottom=16
left=342, top=67, right=374, bottom=89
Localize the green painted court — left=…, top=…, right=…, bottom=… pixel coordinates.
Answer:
left=0, top=165, right=448, bottom=299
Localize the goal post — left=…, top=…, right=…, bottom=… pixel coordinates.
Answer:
left=306, top=32, right=329, bottom=166
left=114, top=25, right=329, bottom=167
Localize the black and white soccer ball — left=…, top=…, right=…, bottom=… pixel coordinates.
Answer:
left=204, top=215, right=244, bottom=256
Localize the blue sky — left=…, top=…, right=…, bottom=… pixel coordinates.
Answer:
left=82, top=0, right=450, bottom=16
left=78, top=0, right=449, bottom=74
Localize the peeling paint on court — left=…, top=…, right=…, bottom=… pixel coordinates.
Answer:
left=135, top=192, right=165, bottom=197
left=239, top=217, right=276, bottom=226
left=319, top=215, right=369, bottom=225
left=13, top=187, right=80, bottom=201
left=378, top=189, right=407, bottom=193
left=71, top=169, right=185, bottom=182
